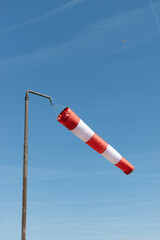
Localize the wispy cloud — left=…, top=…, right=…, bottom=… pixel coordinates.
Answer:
left=0, top=0, right=87, bottom=35
left=1, top=196, right=160, bottom=207
left=0, top=164, right=114, bottom=185
left=0, top=3, right=159, bottom=76
left=127, top=150, right=160, bottom=163
left=29, top=215, right=160, bottom=228
left=27, top=214, right=160, bottom=240
left=26, top=196, right=160, bottom=207
left=2, top=4, right=160, bottom=76
left=0, top=165, right=21, bottom=185
left=130, top=173, right=160, bottom=183
left=149, top=0, right=160, bottom=30
left=27, top=166, right=115, bottom=182
left=1, top=161, right=160, bottom=185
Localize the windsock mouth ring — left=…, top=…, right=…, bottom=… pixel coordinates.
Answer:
left=57, top=107, right=69, bottom=122
left=57, top=107, right=80, bottom=130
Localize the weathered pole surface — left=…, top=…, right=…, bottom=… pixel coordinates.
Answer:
left=21, top=93, right=29, bottom=240
left=21, top=90, right=53, bottom=240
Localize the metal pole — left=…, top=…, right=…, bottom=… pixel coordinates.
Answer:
left=21, top=94, right=29, bottom=240
left=21, top=90, right=53, bottom=240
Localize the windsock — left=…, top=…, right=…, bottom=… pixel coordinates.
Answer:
left=57, top=107, right=135, bottom=175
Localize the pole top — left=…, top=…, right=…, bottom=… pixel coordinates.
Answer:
left=25, top=90, right=53, bottom=105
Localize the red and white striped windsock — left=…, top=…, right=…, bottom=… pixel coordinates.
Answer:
left=57, top=107, right=135, bottom=175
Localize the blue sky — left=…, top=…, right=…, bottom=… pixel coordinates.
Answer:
left=0, top=0, right=160, bottom=239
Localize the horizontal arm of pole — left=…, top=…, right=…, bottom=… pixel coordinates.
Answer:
left=26, top=90, right=53, bottom=105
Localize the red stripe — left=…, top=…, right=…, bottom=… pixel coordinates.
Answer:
left=57, top=107, right=80, bottom=130
left=115, top=157, right=135, bottom=175
left=86, top=133, right=108, bottom=154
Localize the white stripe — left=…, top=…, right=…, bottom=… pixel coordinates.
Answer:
left=101, top=144, right=121, bottom=164
left=71, top=119, right=94, bottom=142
